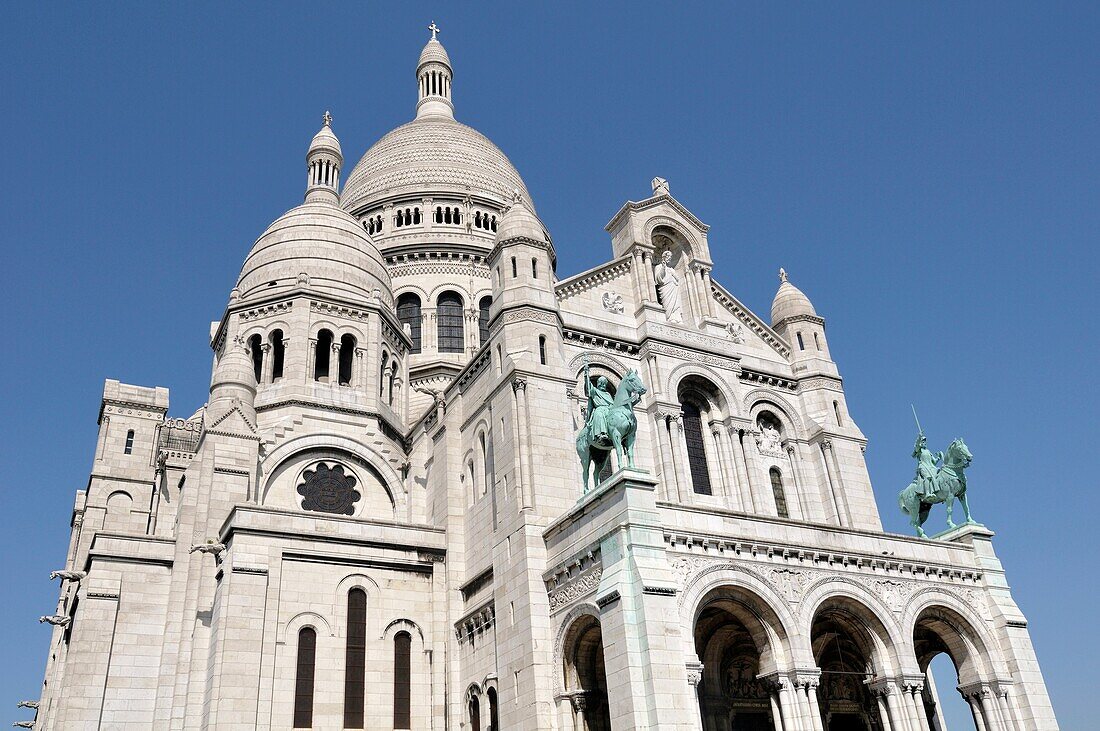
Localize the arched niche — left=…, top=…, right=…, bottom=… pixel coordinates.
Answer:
left=262, top=446, right=395, bottom=520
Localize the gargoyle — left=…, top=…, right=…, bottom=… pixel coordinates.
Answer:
left=49, top=570, right=86, bottom=582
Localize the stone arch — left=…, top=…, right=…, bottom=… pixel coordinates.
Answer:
left=668, top=363, right=737, bottom=419
left=905, top=591, right=1002, bottom=686
left=678, top=563, right=798, bottom=672
left=380, top=617, right=426, bottom=644
left=552, top=603, right=603, bottom=697
left=394, top=283, right=429, bottom=303
left=645, top=216, right=702, bottom=261
left=567, top=351, right=631, bottom=379
left=802, top=578, right=906, bottom=677
left=332, top=573, right=380, bottom=640
left=558, top=607, right=612, bottom=730
left=428, top=283, right=467, bottom=306
left=743, top=390, right=805, bottom=437
left=281, top=611, right=333, bottom=642
left=261, top=434, right=404, bottom=515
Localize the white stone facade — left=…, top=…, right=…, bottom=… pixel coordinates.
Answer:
left=32, top=32, right=1057, bottom=731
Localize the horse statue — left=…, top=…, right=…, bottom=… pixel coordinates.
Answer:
left=898, top=437, right=975, bottom=537
left=576, top=368, right=647, bottom=492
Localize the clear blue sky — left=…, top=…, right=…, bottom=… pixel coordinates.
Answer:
left=1, top=2, right=1095, bottom=727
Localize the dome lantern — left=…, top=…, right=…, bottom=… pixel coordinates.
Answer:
left=416, top=22, right=454, bottom=120
left=305, top=111, right=343, bottom=205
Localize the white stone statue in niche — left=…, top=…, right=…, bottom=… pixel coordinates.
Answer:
left=756, top=418, right=783, bottom=457
left=602, top=292, right=624, bottom=314
left=654, top=249, right=683, bottom=323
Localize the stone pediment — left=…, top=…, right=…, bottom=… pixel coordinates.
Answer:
left=605, top=192, right=712, bottom=263
left=204, top=401, right=258, bottom=436
left=708, top=280, right=791, bottom=359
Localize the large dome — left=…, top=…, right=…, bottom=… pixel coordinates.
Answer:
left=340, top=117, right=534, bottom=215
left=235, top=202, right=392, bottom=307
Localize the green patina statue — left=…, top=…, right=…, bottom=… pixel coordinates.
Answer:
left=576, top=361, right=647, bottom=493
left=898, top=410, right=977, bottom=537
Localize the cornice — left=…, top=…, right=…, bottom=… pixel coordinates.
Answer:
left=554, top=255, right=632, bottom=301
left=605, top=193, right=710, bottom=234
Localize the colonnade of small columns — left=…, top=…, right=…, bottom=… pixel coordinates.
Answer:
left=681, top=669, right=1024, bottom=731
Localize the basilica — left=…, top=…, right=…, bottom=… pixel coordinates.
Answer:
left=31, top=29, right=1058, bottom=731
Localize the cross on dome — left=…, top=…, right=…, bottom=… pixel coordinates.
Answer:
left=428, top=21, right=440, bottom=41
left=779, top=268, right=789, bottom=283
left=322, top=110, right=333, bottom=127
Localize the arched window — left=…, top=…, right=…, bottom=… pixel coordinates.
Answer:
left=344, top=588, right=367, bottom=728
left=475, top=211, right=483, bottom=228
left=445, top=207, right=452, bottom=224
left=397, top=293, right=423, bottom=353
left=496, top=345, right=503, bottom=374
left=270, top=330, right=285, bottom=381
left=488, top=687, right=499, bottom=731
left=379, top=352, right=389, bottom=397
left=393, top=631, right=412, bottom=729
left=388, top=358, right=397, bottom=406
left=532, top=257, right=538, bottom=279
left=469, top=696, right=481, bottom=731
left=478, top=296, right=492, bottom=346
left=538, top=335, right=547, bottom=365
left=490, top=215, right=497, bottom=232
left=467, top=459, right=477, bottom=503
left=315, top=329, right=333, bottom=382
left=797, top=332, right=805, bottom=351
left=770, top=467, right=789, bottom=518
left=124, top=429, right=135, bottom=455
left=293, top=627, right=316, bottom=728
left=681, top=402, right=712, bottom=495
left=833, top=400, right=843, bottom=426
left=814, top=332, right=821, bottom=350
left=249, top=334, right=263, bottom=381
left=511, top=257, right=517, bottom=278
left=435, top=206, right=443, bottom=223
left=454, top=209, right=461, bottom=225
left=480, top=432, right=492, bottom=496
left=413, top=208, right=421, bottom=225
left=437, top=291, right=465, bottom=353
left=339, top=334, right=356, bottom=386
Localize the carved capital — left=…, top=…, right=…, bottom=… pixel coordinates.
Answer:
left=821, top=438, right=833, bottom=451
left=685, top=661, right=704, bottom=687
left=512, top=377, right=527, bottom=393
left=568, top=691, right=588, bottom=713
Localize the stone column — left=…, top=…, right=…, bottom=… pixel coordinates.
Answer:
left=965, top=692, right=989, bottom=731
left=331, top=341, right=342, bottom=384
left=568, top=692, right=586, bottom=731
left=259, top=342, right=273, bottom=384
left=883, top=683, right=910, bottom=731
left=729, top=427, right=755, bottom=511
left=685, top=662, right=705, bottom=731
left=875, top=691, right=895, bottom=731
left=642, top=250, right=657, bottom=302
left=913, top=683, right=932, bottom=731
left=700, top=267, right=715, bottom=317
left=354, top=347, right=365, bottom=389
left=716, top=427, right=742, bottom=511
left=632, top=249, right=648, bottom=305
left=683, top=263, right=702, bottom=325
left=307, top=338, right=317, bottom=380
left=513, top=378, right=533, bottom=510
left=784, top=444, right=807, bottom=520
left=742, top=430, right=768, bottom=514
left=769, top=692, right=784, bottom=731
left=804, top=679, right=825, bottom=731
left=655, top=413, right=681, bottom=502
left=776, top=680, right=801, bottom=731
left=818, top=440, right=848, bottom=526
left=669, top=413, right=693, bottom=498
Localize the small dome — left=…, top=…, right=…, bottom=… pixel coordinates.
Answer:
left=418, top=38, right=451, bottom=71
left=236, top=202, right=392, bottom=307
left=308, top=114, right=342, bottom=159
left=770, top=268, right=818, bottom=326
left=495, top=194, right=546, bottom=243
left=211, top=342, right=256, bottom=392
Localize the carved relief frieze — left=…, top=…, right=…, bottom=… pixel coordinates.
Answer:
left=501, top=306, right=559, bottom=326
left=545, top=550, right=603, bottom=613
left=239, top=301, right=292, bottom=321
left=310, top=300, right=370, bottom=321
left=641, top=341, right=740, bottom=372
left=798, top=376, right=844, bottom=392
left=601, top=292, right=625, bottom=313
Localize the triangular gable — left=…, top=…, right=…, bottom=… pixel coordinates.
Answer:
left=709, top=279, right=791, bottom=359
left=205, top=401, right=258, bottom=435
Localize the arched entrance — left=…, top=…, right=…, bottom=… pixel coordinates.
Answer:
left=913, top=607, right=992, bottom=730
left=562, top=614, right=611, bottom=731
left=811, top=603, right=887, bottom=731
left=691, top=585, right=789, bottom=731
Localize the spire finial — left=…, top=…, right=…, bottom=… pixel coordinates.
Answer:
left=322, top=110, right=332, bottom=127
left=428, top=21, right=440, bottom=41
left=779, top=268, right=788, bottom=283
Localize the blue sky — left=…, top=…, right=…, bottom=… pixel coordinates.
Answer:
left=1, top=2, right=1096, bottom=727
